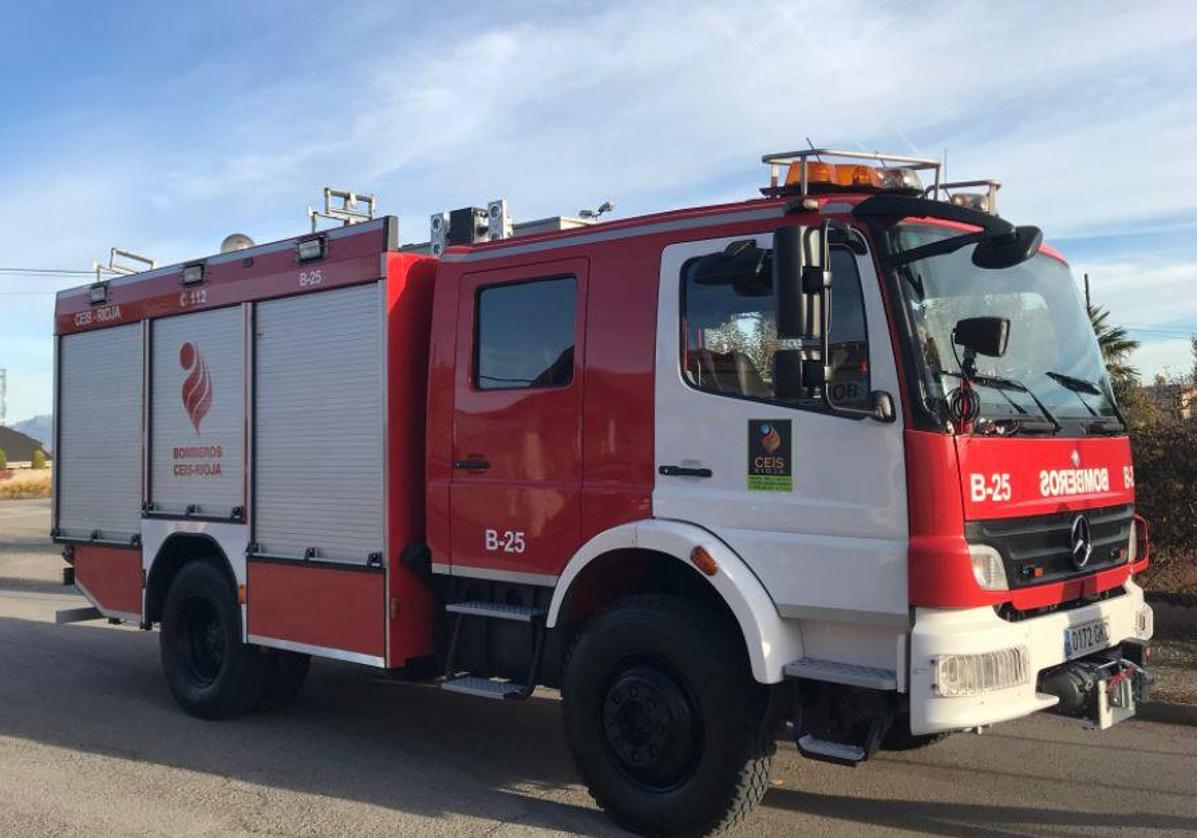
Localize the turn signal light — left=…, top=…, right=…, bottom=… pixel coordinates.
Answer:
left=969, top=544, right=1008, bottom=591
left=690, top=546, right=719, bottom=577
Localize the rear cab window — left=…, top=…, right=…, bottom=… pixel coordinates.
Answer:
left=474, top=276, right=577, bottom=390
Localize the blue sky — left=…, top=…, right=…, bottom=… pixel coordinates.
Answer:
left=2, top=0, right=1196, bottom=422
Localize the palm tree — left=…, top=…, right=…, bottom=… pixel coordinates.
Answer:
left=1087, top=303, right=1139, bottom=382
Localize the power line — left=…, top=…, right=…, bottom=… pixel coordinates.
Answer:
left=0, top=266, right=122, bottom=278
left=0, top=268, right=96, bottom=276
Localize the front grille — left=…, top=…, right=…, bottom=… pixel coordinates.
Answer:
left=965, top=504, right=1132, bottom=589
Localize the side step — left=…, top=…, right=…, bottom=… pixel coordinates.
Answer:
left=445, top=601, right=546, bottom=622
left=796, top=733, right=868, bottom=766
left=440, top=600, right=547, bottom=701
left=55, top=606, right=102, bottom=625
left=441, top=675, right=528, bottom=700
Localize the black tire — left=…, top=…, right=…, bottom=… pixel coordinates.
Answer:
left=255, top=650, right=311, bottom=712
left=159, top=561, right=266, bottom=720
left=562, top=594, right=774, bottom=837
left=881, top=714, right=949, bottom=751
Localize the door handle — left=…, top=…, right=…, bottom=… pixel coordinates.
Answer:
left=658, top=465, right=713, bottom=478
left=454, top=457, right=491, bottom=471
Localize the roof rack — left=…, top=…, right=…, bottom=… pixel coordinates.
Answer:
left=425, top=198, right=604, bottom=256
left=762, top=147, right=942, bottom=197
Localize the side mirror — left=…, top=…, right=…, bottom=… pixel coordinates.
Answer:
left=870, top=390, right=896, bottom=423
left=953, top=316, right=1010, bottom=358
left=972, top=225, right=1042, bottom=270
left=773, top=223, right=831, bottom=398
left=772, top=224, right=829, bottom=341
left=825, top=389, right=897, bottom=423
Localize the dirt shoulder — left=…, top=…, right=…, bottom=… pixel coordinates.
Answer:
left=1152, top=638, right=1197, bottom=705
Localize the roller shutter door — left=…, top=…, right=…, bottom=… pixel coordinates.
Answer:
left=56, top=324, right=143, bottom=541
left=149, top=306, right=245, bottom=517
left=253, top=283, right=384, bottom=563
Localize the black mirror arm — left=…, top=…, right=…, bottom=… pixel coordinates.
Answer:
left=888, top=230, right=986, bottom=267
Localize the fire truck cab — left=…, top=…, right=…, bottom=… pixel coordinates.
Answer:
left=52, top=150, right=1154, bottom=835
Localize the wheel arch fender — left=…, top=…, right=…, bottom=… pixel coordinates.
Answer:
left=143, top=531, right=240, bottom=626
left=547, top=519, right=803, bottom=683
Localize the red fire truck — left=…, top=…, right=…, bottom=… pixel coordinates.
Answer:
left=52, top=151, right=1154, bottom=835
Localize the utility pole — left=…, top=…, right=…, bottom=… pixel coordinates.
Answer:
left=1084, top=273, right=1091, bottom=310
left=0, top=368, right=6, bottom=427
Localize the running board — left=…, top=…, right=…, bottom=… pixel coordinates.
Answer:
left=784, top=658, right=898, bottom=691
left=55, top=606, right=102, bottom=625
left=445, top=601, right=546, bottom=622
left=441, top=675, right=528, bottom=700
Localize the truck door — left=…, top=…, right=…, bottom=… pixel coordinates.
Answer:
left=449, top=258, right=588, bottom=584
left=653, top=232, right=910, bottom=627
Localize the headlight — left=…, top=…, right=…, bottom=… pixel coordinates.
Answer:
left=969, top=544, right=1008, bottom=591
left=1127, top=520, right=1137, bottom=563
left=935, top=647, right=1030, bottom=697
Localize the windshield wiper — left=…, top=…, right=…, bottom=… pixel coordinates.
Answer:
left=1045, top=370, right=1101, bottom=395
left=940, top=370, right=1062, bottom=433
left=1045, top=371, right=1098, bottom=417
left=1045, top=370, right=1128, bottom=431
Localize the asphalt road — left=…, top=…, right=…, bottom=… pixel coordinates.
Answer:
left=1, top=497, right=1196, bottom=837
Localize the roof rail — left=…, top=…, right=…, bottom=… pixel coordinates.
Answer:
left=308, top=187, right=376, bottom=232
left=92, top=247, right=155, bottom=283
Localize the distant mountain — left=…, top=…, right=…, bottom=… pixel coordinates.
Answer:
left=10, top=414, right=51, bottom=451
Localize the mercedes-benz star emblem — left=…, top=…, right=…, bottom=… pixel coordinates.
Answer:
left=1070, top=514, right=1093, bottom=569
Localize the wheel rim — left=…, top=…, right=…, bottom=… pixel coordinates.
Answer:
left=601, top=662, right=701, bottom=791
left=178, top=596, right=225, bottom=687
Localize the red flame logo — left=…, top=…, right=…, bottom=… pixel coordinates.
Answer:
left=760, top=423, right=781, bottom=455
left=179, top=342, right=212, bottom=435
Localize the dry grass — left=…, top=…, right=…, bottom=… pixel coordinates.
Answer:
left=0, top=467, right=52, bottom=500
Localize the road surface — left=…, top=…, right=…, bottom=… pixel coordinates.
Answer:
left=1, top=498, right=1195, bottom=836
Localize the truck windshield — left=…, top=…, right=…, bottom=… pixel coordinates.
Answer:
left=892, top=222, right=1122, bottom=435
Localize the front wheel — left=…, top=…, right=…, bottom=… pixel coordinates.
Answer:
left=562, top=595, right=774, bottom=836
left=160, top=561, right=266, bottom=720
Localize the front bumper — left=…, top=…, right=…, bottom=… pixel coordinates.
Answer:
left=909, top=579, right=1153, bottom=735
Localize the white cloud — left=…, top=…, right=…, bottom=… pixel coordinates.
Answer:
left=1130, top=338, right=1193, bottom=383
left=3, top=0, right=1197, bottom=420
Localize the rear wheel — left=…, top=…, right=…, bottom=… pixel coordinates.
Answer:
left=562, top=594, right=774, bottom=836
left=255, top=650, right=311, bottom=712
left=160, top=562, right=265, bottom=720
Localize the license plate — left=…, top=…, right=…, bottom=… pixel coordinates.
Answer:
left=1064, top=618, right=1110, bottom=660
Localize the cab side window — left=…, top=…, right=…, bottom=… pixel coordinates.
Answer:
left=681, top=248, right=870, bottom=410
left=475, top=276, right=576, bottom=390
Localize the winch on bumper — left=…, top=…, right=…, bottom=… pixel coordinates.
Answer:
left=909, top=580, right=1154, bottom=735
